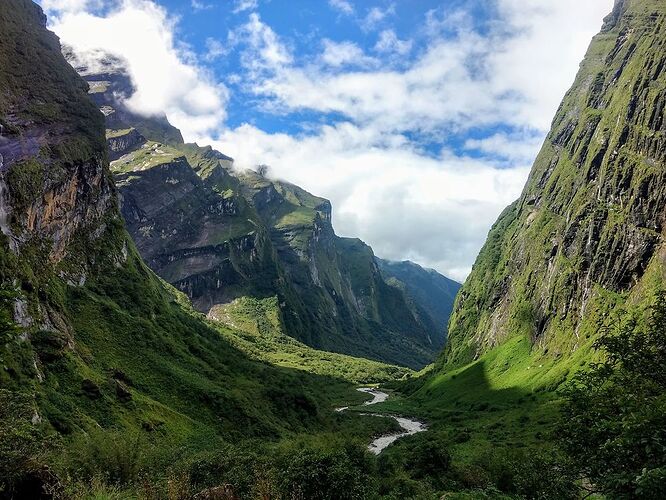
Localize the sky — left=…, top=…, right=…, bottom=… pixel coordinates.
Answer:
left=39, top=0, right=615, bottom=282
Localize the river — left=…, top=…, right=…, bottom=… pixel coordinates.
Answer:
left=339, top=387, right=427, bottom=455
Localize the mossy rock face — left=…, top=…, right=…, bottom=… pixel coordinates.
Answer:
left=0, top=0, right=384, bottom=460
left=442, top=0, right=666, bottom=373
left=71, top=48, right=457, bottom=369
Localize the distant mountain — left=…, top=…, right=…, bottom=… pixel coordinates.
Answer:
left=376, top=258, right=461, bottom=347
left=67, top=53, right=443, bottom=368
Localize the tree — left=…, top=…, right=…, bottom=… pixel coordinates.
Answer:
left=558, top=292, right=666, bottom=498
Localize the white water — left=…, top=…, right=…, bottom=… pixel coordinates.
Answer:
left=346, top=387, right=427, bottom=455
left=366, top=414, right=427, bottom=455
left=357, top=387, right=389, bottom=405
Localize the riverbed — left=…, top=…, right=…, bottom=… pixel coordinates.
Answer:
left=342, top=387, right=427, bottom=455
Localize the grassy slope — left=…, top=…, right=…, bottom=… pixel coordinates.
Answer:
left=376, top=0, right=666, bottom=476
left=0, top=1, right=406, bottom=488
left=208, top=295, right=412, bottom=384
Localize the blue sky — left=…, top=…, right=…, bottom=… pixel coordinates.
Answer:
left=40, top=0, right=614, bottom=280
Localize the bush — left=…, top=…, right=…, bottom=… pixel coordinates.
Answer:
left=63, top=429, right=146, bottom=485
left=272, top=439, right=374, bottom=500
left=558, top=292, right=666, bottom=498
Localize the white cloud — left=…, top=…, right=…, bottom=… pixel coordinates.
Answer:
left=237, top=1, right=613, bottom=138
left=205, top=1, right=613, bottom=279
left=464, top=132, right=545, bottom=164
left=41, top=0, right=615, bottom=281
left=374, top=29, right=412, bottom=56
left=46, top=0, right=228, bottom=140
left=207, top=122, right=530, bottom=282
left=328, top=0, right=354, bottom=16
left=361, top=4, right=395, bottom=31
left=204, top=37, right=227, bottom=61
left=320, top=39, right=377, bottom=68
left=231, top=13, right=293, bottom=75
left=233, top=0, right=258, bottom=14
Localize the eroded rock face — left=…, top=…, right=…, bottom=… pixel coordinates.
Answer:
left=444, top=0, right=666, bottom=366
left=107, top=128, right=146, bottom=161
left=67, top=49, right=451, bottom=368
left=0, top=0, right=124, bottom=295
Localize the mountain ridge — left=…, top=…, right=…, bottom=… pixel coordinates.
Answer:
left=69, top=53, right=460, bottom=368
left=437, top=0, right=665, bottom=376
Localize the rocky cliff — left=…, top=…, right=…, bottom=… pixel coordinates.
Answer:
left=443, top=0, right=665, bottom=369
left=0, top=0, right=366, bottom=459
left=68, top=53, right=451, bottom=368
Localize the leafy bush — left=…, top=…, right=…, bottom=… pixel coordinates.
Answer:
left=272, top=439, right=375, bottom=500
left=558, top=292, right=666, bottom=498
left=0, top=390, right=52, bottom=497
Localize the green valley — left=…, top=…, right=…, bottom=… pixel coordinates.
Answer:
left=1, top=0, right=665, bottom=498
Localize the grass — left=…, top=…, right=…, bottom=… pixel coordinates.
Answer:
left=110, top=141, right=182, bottom=173
left=208, top=295, right=413, bottom=384
left=105, top=128, right=133, bottom=139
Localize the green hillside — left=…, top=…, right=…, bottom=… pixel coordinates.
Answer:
left=0, top=2, right=403, bottom=496
left=73, top=56, right=447, bottom=368
left=387, top=0, right=666, bottom=496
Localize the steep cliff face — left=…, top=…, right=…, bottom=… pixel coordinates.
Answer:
left=238, top=171, right=438, bottom=365
left=376, top=258, right=461, bottom=348
left=444, top=0, right=666, bottom=369
left=0, top=0, right=124, bottom=317
left=70, top=54, right=446, bottom=368
left=0, top=0, right=362, bottom=451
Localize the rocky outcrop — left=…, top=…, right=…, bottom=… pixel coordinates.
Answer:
left=0, top=0, right=124, bottom=290
left=107, top=128, right=145, bottom=161
left=443, top=0, right=666, bottom=367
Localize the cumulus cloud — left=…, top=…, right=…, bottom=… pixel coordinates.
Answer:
left=206, top=122, right=530, bottom=282
left=464, top=132, right=545, bottom=164
left=46, top=0, right=228, bottom=140
left=204, top=1, right=612, bottom=279
left=41, top=0, right=614, bottom=280
left=320, top=39, right=377, bottom=68
left=374, top=30, right=412, bottom=56
left=234, top=1, right=612, bottom=138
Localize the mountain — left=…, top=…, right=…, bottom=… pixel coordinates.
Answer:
left=67, top=52, right=450, bottom=368
left=384, top=0, right=666, bottom=493
left=376, top=258, right=461, bottom=347
left=439, top=0, right=665, bottom=373
left=0, top=2, right=388, bottom=491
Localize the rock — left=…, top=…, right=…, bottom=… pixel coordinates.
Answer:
left=81, top=379, right=101, bottom=399
left=113, top=379, right=132, bottom=403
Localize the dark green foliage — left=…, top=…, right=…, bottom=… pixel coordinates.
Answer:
left=272, top=439, right=375, bottom=500
left=558, top=292, right=666, bottom=498
left=0, top=390, right=50, bottom=496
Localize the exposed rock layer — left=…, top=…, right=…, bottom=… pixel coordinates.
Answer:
left=444, top=0, right=666, bottom=367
